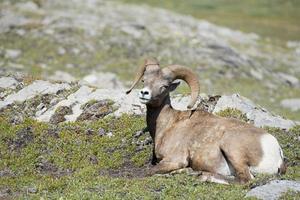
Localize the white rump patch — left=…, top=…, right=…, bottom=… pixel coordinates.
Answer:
left=250, top=134, right=283, bottom=174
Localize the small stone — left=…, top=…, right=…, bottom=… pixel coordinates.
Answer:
left=0, top=77, right=18, bottom=89
left=48, top=71, right=76, bottom=83
left=66, top=63, right=74, bottom=69
left=85, top=128, right=94, bottom=135
left=98, top=128, right=106, bottom=136
left=280, top=98, right=300, bottom=112
left=10, top=115, right=24, bottom=125
left=134, top=130, right=143, bottom=138
left=89, top=155, right=98, bottom=165
left=143, top=137, right=152, bottom=145
left=250, top=69, right=264, bottom=80
left=57, top=47, right=66, bottom=55
left=16, top=29, right=26, bottom=36
left=27, top=187, right=37, bottom=193
left=5, top=49, right=22, bottom=59
left=80, top=72, right=124, bottom=89
left=71, top=48, right=80, bottom=55
left=246, top=180, right=300, bottom=200
left=106, top=132, right=113, bottom=138
left=277, top=72, right=299, bottom=87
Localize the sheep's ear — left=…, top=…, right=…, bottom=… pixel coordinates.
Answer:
left=169, top=81, right=180, bottom=92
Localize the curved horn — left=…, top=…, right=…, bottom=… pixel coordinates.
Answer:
left=165, top=65, right=200, bottom=109
left=126, top=58, right=159, bottom=94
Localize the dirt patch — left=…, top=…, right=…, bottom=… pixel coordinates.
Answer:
left=7, top=127, right=34, bottom=151
left=35, top=157, right=73, bottom=178
left=49, top=106, right=72, bottom=124
left=77, top=100, right=114, bottom=121
left=99, top=161, right=151, bottom=178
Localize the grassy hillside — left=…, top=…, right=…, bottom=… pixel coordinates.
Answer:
left=0, top=112, right=299, bottom=199
left=118, top=0, right=300, bottom=42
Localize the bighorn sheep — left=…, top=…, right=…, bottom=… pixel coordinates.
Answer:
left=126, top=58, right=286, bottom=184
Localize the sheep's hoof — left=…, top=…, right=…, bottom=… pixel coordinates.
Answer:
left=198, top=173, right=230, bottom=185
left=170, top=167, right=201, bottom=176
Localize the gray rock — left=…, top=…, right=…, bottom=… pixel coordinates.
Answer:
left=48, top=71, right=76, bottom=83
left=0, top=77, right=18, bottom=89
left=80, top=72, right=124, bottom=89
left=246, top=180, right=300, bottom=200
left=27, top=187, right=37, bottom=194
left=0, top=10, right=28, bottom=34
left=281, top=98, right=300, bottom=112
left=213, top=94, right=296, bottom=130
left=5, top=49, right=22, bottom=59
left=36, top=86, right=145, bottom=122
left=16, top=2, right=39, bottom=13
left=277, top=72, right=299, bottom=87
left=57, top=47, right=66, bottom=55
left=98, top=128, right=106, bottom=136
left=250, top=69, right=264, bottom=80
left=7, top=62, right=24, bottom=69
left=0, top=80, right=70, bottom=109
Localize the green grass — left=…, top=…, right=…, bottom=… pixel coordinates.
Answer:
left=117, top=0, right=300, bottom=42
left=0, top=112, right=299, bottom=199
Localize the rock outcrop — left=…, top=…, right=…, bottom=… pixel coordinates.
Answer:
left=0, top=76, right=297, bottom=130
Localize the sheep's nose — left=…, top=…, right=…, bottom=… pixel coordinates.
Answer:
left=140, top=90, right=149, bottom=95
left=140, top=88, right=151, bottom=97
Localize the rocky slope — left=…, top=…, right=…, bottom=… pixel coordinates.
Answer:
left=0, top=76, right=299, bottom=199
left=0, top=0, right=300, bottom=120
left=0, top=76, right=297, bottom=129
left=0, top=0, right=299, bottom=199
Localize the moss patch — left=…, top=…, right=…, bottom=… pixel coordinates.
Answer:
left=0, top=111, right=299, bottom=199
left=216, top=108, right=248, bottom=122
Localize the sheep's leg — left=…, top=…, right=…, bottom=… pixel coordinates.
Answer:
left=149, top=160, right=187, bottom=175
left=151, top=147, right=158, bottom=165
left=198, top=172, right=233, bottom=185
left=223, top=156, right=252, bottom=183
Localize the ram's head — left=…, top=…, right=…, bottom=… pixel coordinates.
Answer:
left=126, top=58, right=200, bottom=108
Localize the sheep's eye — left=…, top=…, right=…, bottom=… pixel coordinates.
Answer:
left=141, top=80, right=144, bottom=83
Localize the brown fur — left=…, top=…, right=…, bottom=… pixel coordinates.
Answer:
left=127, top=59, right=284, bottom=184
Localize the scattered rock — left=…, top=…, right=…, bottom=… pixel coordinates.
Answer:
left=80, top=72, right=124, bottom=89
left=85, top=128, right=94, bottom=135
left=106, top=132, right=113, bottom=138
left=48, top=71, right=76, bottom=83
left=0, top=80, right=70, bottom=110
left=277, top=72, right=299, bottom=87
left=0, top=188, right=12, bottom=198
left=280, top=98, right=300, bottom=112
left=9, top=114, right=24, bottom=125
left=49, top=106, right=72, bottom=124
left=27, top=187, right=37, bottom=194
left=250, top=69, right=264, bottom=80
left=0, top=77, right=18, bottom=89
left=77, top=100, right=113, bottom=121
left=5, top=49, right=22, bottom=59
left=98, top=128, right=106, bottom=137
left=133, top=130, right=144, bottom=138
left=89, top=155, right=99, bottom=165
left=57, top=47, right=66, bottom=55
left=246, top=180, right=300, bottom=200
left=213, top=94, right=296, bottom=130
left=37, top=86, right=144, bottom=122
left=0, top=168, right=15, bottom=177
left=0, top=76, right=297, bottom=130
